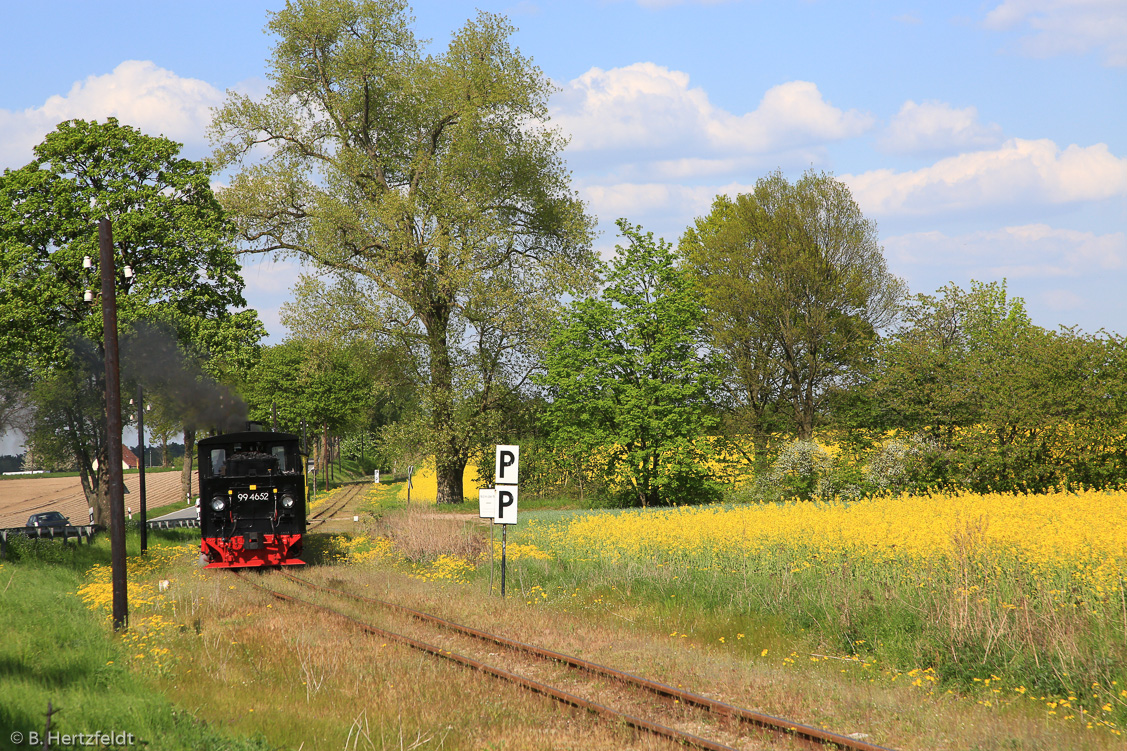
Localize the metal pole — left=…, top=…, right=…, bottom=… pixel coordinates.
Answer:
left=137, top=384, right=147, bottom=554
left=100, top=219, right=128, bottom=631
left=500, top=525, right=508, bottom=599
left=272, top=401, right=277, bottom=432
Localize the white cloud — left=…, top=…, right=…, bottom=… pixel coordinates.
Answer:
left=580, top=181, right=717, bottom=220
left=0, top=60, right=223, bottom=169
left=551, top=63, right=873, bottom=163
left=983, top=0, right=1127, bottom=66
left=879, top=100, right=1004, bottom=155
left=1041, top=288, right=1086, bottom=312
left=884, top=224, right=1126, bottom=279
left=844, top=138, right=1127, bottom=216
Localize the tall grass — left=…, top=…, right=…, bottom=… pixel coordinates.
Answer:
left=497, top=490, right=1127, bottom=735
left=0, top=531, right=270, bottom=750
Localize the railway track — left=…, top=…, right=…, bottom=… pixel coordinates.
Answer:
left=233, top=570, right=897, bottom=751
left=306, top=482, right=366, bottom=531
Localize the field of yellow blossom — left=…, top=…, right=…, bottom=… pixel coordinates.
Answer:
left=511, top=489, right=1127, bottom=733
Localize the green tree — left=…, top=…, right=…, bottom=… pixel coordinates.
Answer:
left=0, top=373, right=31, bottom=445
left=0, top=118, right=256, bottom=522
left=241, top=338, right=382, bottom=477
left=870, top=281, right=1127, bottom=492
left=141, top=396, right=181, bottom=468
left=210, top=0, right=596, bottom=503
left=872, top=281, right=1024, bottom=439
left=539, top=220, right=719, bottom=508
left=682, top=169, right=906, bottom=442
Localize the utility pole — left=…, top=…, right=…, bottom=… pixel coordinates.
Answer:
left=136, top=385, right=147, bottom=554
left=100, top=219, right=128, bottom=631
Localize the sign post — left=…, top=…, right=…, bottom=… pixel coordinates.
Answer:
left=479, top=488, right=497, bottom=593
left=493, top=446, right=519, bottom=598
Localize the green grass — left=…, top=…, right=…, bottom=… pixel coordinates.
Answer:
left=0, top=532, right=272, bottom=751
left=478, top=507, right=1127, bottom=732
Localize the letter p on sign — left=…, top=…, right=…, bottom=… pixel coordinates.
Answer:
left=495, top=445, right=519, bottom=485
left=495, top=486, right=518, bottom=525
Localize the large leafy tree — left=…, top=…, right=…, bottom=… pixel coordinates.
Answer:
left=872, top=281, right=1026, bottom=440
left=682, top=169, right=906, bottom=441
left=540, top=221, right=719, bottom=508
left=210, top=0, right=596, bottom=503
left=868, top=281, right=1127, bottom=491
left=241, top=338, right=399, bottom=475
left=0, top=118, right=258, bottom=522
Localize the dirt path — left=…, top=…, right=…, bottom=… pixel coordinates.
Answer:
left=0, top=471, right=199, bottom=527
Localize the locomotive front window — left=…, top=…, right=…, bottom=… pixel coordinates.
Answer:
left=272, top=445, right=287, bottom=472
left=209, top=449, right=227, bottom=477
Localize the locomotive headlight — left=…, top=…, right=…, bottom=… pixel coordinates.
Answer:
left=210, top=496, right=227, bottom=512
left=280, top=493, right=296, bottom=509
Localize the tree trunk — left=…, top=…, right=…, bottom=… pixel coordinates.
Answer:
left=435, top=449, right=466, bottom=504
left=79, top=442, right=109, bottom=526
left=80, top=463, right=108, bottom=526
left=427, top=308, right=466, bottom=505
left=181, top=427, right=196, bottom=504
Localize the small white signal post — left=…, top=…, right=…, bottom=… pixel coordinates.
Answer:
left=490, top=445, right=519, bottom=597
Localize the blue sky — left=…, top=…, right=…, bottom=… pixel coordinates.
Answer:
left=0, top=1, right=1125, bottom=451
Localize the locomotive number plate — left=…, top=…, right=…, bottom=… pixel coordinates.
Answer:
left=238, top=492, right=271, bottom=501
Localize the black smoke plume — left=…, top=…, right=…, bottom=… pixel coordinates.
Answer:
left=121, top=322, right=248, bottom=433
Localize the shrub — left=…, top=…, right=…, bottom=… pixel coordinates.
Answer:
left=759, top=439, right=859, bottom=501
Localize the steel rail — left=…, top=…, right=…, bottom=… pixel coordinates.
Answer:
left=282, top=573, right=896, bottom=751
left=234, top=573, right=745, bottom=751
left=306, top=483, right=365, bottom=529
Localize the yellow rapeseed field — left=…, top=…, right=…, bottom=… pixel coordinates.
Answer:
left=526, top=489, right=1127, bottom=601
left=516, top=489, right=1127, bottom=733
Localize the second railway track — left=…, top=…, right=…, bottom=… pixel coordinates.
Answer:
left=306, top=482, right=366, bottom=530
left=233, top=570, right=897, bottom=751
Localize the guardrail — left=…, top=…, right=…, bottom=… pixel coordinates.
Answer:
left=146, top=518, right=199, bottom=530
left=0, top=517, right=203, bottom=559
left=0, top=525, right=98, bottom=559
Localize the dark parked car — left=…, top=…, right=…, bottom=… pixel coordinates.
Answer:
left=27, top=511, right=69, bottom=528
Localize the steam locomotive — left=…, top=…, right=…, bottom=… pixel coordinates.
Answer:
left=198, top=429, right=306, bottom=568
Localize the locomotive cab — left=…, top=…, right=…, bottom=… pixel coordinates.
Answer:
left=198, top=431, right=307, bottom=568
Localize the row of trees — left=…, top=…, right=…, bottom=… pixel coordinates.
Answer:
left=4, top=0, right=1123, bottom=512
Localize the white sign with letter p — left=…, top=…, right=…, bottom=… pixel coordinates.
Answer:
left=495, top=486, right=518, bottom=525
left=495, top=445, right=519, bottom=485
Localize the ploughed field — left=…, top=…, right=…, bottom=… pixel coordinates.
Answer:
left=0, top=471, right=199, bottom=527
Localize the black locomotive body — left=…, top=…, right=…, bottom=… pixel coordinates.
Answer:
left=198, top=431, right=306, bottom=568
